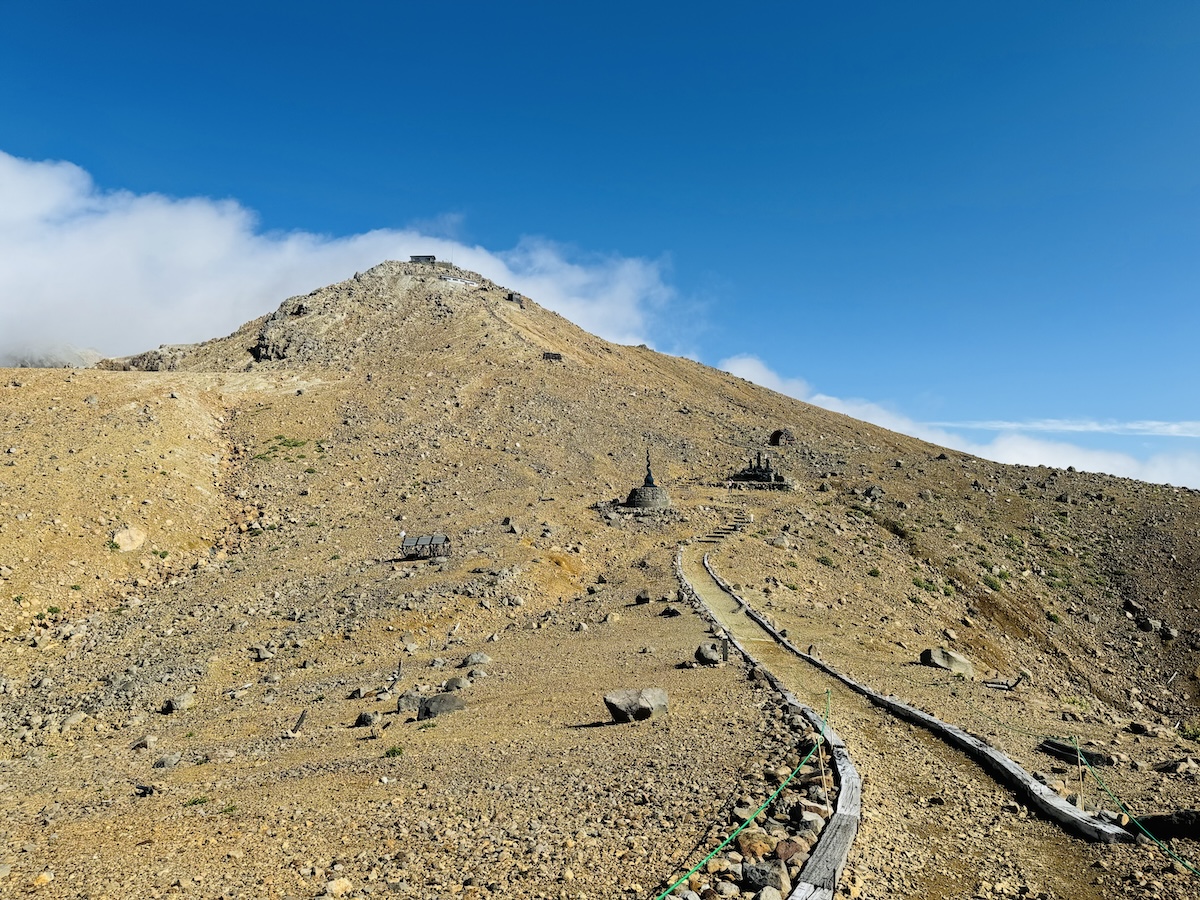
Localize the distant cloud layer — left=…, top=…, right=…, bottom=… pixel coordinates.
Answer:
left=720, top=354, right=1200, bottom=489
left=0, top=150, right=671, bottom=361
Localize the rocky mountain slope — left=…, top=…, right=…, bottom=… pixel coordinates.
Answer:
left=1, top=260, right=1197, bottom=898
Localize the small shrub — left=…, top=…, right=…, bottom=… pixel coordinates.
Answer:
left=1180, top=718, right=1200, bottom=742
left=384, top=745, right=404, bottom=758
left=304, top=468, right=317, bottom=474
left=106, top=540, right=120, bottom=551
left=982, top=574, right=1003, bottom=591
left=868, top=567, right=881, bottom=577
left=1046, top=610, right=1062, bottom=624
left=47, top=606, right=60, bottom=615
left=70, top=584, right=81, bottom=590
left=816, top=555, right=835, bottom=568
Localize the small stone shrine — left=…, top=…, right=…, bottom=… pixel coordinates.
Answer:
left=728, top=451, right=792, bottom=491
left=624, top=452, right=672, bottom=510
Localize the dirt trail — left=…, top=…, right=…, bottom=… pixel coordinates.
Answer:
left=681, top=541, right=1107, bottom=900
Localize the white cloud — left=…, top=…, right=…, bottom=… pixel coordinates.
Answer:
left=720, top=353, right=1200, bottom=488
left=927, top=418, right=1200, bottom=438
left=0, top=150, right=671, bottom=360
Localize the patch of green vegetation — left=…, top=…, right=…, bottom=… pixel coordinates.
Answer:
left=47, top=606, right=60, bottom=615
left=417, top=721, right=437, bottom=731
left=184, top=796, right=209, bottom=807
left=220, top=804, right=237, bottom=814
left=70, top=584, right=81, bottom=591
left=911, top=576, right=937, bottom=594
left=1180, top=718, right=1200, bottom=742
left=304, top=468, right=317, bottom=474
left=106, top=540, right=120, bottom=551
left=982, top=574, right=1003, bottom=592
left=1046, top=610, right=1062, bottom=624
left=868, top=567, right=880, bottom=577
left=816, top=555, right=835, bottom=568
left=784, top=583, right=799, bottom=592
left=384, top=745, right=404, bottom=758
left=329, top=553, right=341, bottom=561
left=34, top=612, right=44, bottom=620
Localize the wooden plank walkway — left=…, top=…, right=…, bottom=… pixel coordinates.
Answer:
left=699, top=552, right=1133, bottom=845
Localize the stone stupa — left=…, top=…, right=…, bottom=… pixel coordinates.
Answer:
left=624, top=451, right=671, bottom=510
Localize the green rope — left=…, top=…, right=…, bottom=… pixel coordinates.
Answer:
left=1079, top=751, right=1199, bottom=877
left=654, top=691, right=832, bottom=900
left=954, top=689, right=1198, bottom=873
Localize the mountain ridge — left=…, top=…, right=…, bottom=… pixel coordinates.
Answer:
left=0, top=261, right=1196, bottom=897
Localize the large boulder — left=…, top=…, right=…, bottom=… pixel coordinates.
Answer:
left=418, top=693, right=466, bottom=720
left=112, top=526, right=146, bottom=552
left=695, top=642, right=723, bottom=666
left=919, top=647, right=974, bottom=678
left=603, top=687, right=668, bottom=723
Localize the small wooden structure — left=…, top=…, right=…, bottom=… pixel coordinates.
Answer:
left=401, top=533, right=451, bottom=559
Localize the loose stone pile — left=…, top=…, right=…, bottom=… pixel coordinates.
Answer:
left=666, top=725, right=840, bottom=899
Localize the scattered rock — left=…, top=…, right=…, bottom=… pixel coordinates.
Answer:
left=919, top=647, right=975, bottom=678
left=695, top=642, right=723, bottom=666
left=603, top=687, right=668, bottom=723
left=418, top=693, right=465, bottom=720
left=111, top=526, right=146, bottom=552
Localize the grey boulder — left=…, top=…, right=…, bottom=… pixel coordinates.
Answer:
left=603, top=687, right=668, bottom=723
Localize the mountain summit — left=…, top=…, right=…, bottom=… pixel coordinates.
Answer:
left=1, top=262, right=1197, bottom=898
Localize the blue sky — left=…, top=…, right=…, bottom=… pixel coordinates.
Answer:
left=1, top=2, right=1198, bottom=485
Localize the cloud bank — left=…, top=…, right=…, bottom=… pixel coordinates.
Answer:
left=720, top=354, right=1200, bottom=489
left=0, top=150, right=670, bottom=361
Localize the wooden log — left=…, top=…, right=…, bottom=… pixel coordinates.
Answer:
left=701, top=551, right=1133, bottom=845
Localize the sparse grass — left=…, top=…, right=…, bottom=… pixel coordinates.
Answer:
left=816, top=555, right=835, bottom=568
left=384, top=745, right=404, bottom=758
left=982, top=574, right=1003, bottom=591
left=1180, top=718, right=1200, bottom=742
left=184, top=796, right=209, bottom=807
left=47, top=606, right=60, bottom=614
left=417, top=721, right=437, bottom=731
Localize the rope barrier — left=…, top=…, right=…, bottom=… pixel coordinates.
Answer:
left=653, top=692, right=832, bottom=900
left=954, top=687, right=1198, bottom=877
left=1081, top=753, right=1200, bottom=877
